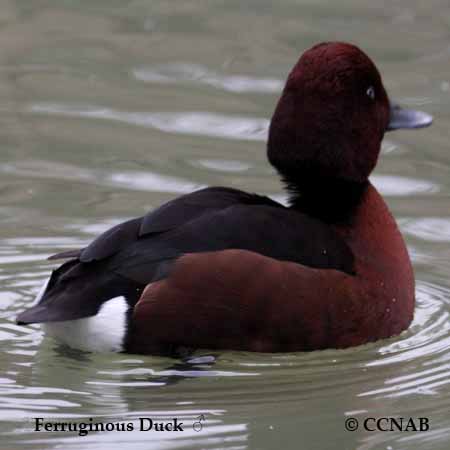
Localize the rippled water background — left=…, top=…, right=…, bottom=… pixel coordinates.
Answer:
left=1, top=1, right=450, bottom=449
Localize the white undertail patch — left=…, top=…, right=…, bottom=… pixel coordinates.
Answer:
left=43, top=296, right=129, bottom=353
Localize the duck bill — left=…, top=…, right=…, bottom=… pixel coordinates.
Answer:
left=386, top=103, right=433, bottom=131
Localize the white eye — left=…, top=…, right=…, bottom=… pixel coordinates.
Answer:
left=366, top=86, right=375, bottom=100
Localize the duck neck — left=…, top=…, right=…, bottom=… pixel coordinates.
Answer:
left=282, top=172, right=368, bottom=224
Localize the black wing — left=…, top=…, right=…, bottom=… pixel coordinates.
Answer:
left=17, top=187, right=354, bottom=324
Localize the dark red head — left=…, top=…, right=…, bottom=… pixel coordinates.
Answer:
left=268, top=42, right=432, bottom=187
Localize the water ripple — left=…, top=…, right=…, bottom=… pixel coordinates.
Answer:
left=28, top=103, right=269, bottom=142
left=371, top=174, right=439, bottom=196
left=107, top=171, right=203, bottom=194
left=194, top=159, right=252, bottom=173
left=133, top=63, right=283, bottom=94
left=400, top=218, right=450, bottom=242
left=0, top=160, right=202, bottom=195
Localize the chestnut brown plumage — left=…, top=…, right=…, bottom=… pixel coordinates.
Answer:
left=17, top=42, right=432, bottom=355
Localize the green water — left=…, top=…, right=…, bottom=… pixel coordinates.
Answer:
left=1, top=1, right=450, bottom=449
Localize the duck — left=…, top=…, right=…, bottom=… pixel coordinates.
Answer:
left=16, top=42, right=433, bottom=355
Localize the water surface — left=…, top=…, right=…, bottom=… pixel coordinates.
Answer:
left=1, top=1, right=450, bottom=449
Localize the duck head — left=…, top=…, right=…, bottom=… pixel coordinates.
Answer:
left=268, top=42, right=432, bottom=196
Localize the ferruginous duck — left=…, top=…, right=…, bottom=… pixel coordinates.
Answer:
left=17, top=42, right=433, bottom=355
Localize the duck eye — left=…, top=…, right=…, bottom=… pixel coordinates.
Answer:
left=366, top=86, right=375, bottom=100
